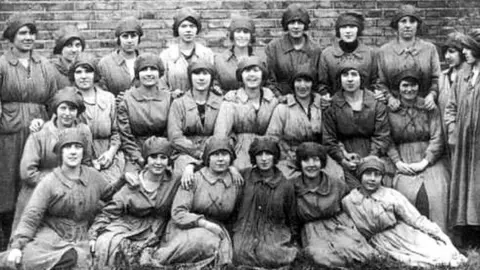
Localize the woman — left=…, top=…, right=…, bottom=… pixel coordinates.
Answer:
left=265, top=3, right=321, bottom=97
left=388, top=69, right=449, bottom=232
left=318, top=12, right=378, bottom=96
left=51, top=24, right=85, bottom=89
left=214, top=56, right=278, bottom=170
left=97, top=16, right=143, bottom=98
left=0, top=14, right=57, bottom=248
left=160, top=7, right=215, bottom=97
left=168, top=60, right=222, bottom=176
left=117, top=52, right=170, bottom=173
left=0, top=128, right=113, bottom=270
left=342, top=156, right=466, bottom=267
left=140, top=136, right=241, bottom=269
left=377, top=4, right=440, bottom=111
left=89, top=137, right=180, bottom=269
left=323, top=66, right=391, bottom=190
left=71, top=53, right=125, bottom=184
left=266, top=65, right=343, bottom=180
left=294, top=142, right=377, bottom=268
left=232, top=137, right=299, bottom=269
left=215, top=14, right=257, bottom=93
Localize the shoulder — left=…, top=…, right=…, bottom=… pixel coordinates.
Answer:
left=223, top=90, right=239, bottom=102
left=98, top=51, right=115, bottom=65
left=96, top=87, right=115, bottom=102
left=195, top=43, right=214, bottom=55
left=160, top=45, right=179, bottom=60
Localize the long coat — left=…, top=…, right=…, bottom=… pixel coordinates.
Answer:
left=97, top=50, right=135, bottom=97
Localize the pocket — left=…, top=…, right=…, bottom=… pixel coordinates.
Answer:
left=0, top=102, right=21, bottom=133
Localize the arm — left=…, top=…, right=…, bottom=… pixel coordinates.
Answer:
left=427, top=44, right=441, bottom=101
left=265, top=105, right=285, bottom=138
left=317, top=50, right=332, bottom=95
left=264, top=43, right=283, bottom=97
left=322, top=107, right=345, bottom=163
left=88, top=198, right=126, bottom=240
left=444, top=78, right=459, bottom=146
left=167, top=99, right=200, bottom=158
left=424, top=108, right=444, bottom=164
left=170, top=178, right=203, bottom=229
left=284, top=181, right=301, bottom=246
left=370, top=102, right=391, bottom=156
left=213, top=101, right=235, bottom=137
left=117, top=97, right=143, bottom=164
left=108, top=93, right=121, bottom=155
left=19, top=133, right=48, bottom=187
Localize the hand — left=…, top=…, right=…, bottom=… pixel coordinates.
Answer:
left=136, top=157, right=145, bottom=168
left=341, top=158, right=357, bottom=171
left=115, top=91, right=126, bottom=105
left=344, top=152, right=361, bottom=164
left=89, top=240, right=96, bottom=254
left=180, top=164, right=195, bottom=190
left=97, top=149, right=115, bottom=169
left=374, top=90, right=386, bottom=103
left=199, top=219, right=225, bottom=239
left=409, top=159, right=429, bottom=173
left=29, top=118, right=45, bottom=133
left=211, top=85, right=223, bottom=96
left=424, top=93, right=436, bottom=111
left=395, top=161, right=416, bottom=175
left=320, top=93, right=332, bottom=109
left=7, top=248, right=22, bottom=267
left=123, top=172, right=140, bottom=187
left=171, top=89, right=184, bottom=99
left=387, top=97, right=401, bottom=111
left=229, top=166, right=244, bottom=186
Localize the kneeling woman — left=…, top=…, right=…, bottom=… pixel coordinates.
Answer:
left=140, top=137, right=241, bottom=269
left=88, top=137, right=180, bottom=269
left=294, top=142, right=377, bottom=268
left=342, top=156, right=467, bottom=268
left=0, top=129, right=112, bottom=270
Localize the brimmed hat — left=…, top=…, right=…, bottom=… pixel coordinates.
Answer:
left=295, top=142, right=327, bottom=169
left=235, top=56, right=268, bottom=82
left=173, top=7, right=201, bottom=37
left=393, top=69, right=421, bottom=90
left=51, top=86, right=86, bottom=115
left=53, top=25, right=85, bottom=55
left=202, top=136, right=236, bottom=166
left=3, top=14, right=37, bottom=42
left=115, top=16, right=143, bottom=37
left=390, top=4, right=422, bottom=30
left=142, top=136, right=172, bottom=160
left=134, top=53, right=165, bottom=79
left=460, top=29, right=480, bottom=58
left=68, top=53, right=100, bottom=83
left=335, top=12, right=365, bottom=37
left=188, top=59, right=216, bottom=88
left=53, top=127, right=88, bottom=154
left=248, top=137, right=280, bottom=166
left=290, top=64, right=317, bottom=90
left=281, top=3, right=310, bottom=31
left=356, top=155, right=385, bottom=178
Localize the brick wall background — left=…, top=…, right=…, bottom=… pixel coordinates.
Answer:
left=1, top=0, right=479, bottom=59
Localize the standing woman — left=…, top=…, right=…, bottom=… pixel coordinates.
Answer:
left=97, top=16, right=143, bottom=98
left=51, top=25, right=85, bottom=89
left=0, top=14, right=57, bottom=248
left=160, top=7, right=215, bottom=97
left=214, top=56, right=278, bottom=170
left=377, top=4, right=440, bottom=111
left=265, top=3, right=322, bottom=97
left=215, top=14, right=257, bottom=93
left=117, top=53, right=171, bottom=173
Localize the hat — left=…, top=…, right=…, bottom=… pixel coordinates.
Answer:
left=51, top=86, right=86, bottom=115
left=442, top=32, right=464, bottom=55
left=393, top=69, right=421, bottom=90
left=68, top=53, right=100, bottom=83
left=188, top=59, right=216, bottom=88
left=142, top=136, right=172, bottom=160
left=390, top=4, right=422, bottom=30
left=229, top=14, right=255, bottom=34
left=202, top=136, right=236, bottom=166
left=235, top=56, right=268, bottom=82
left=3, top=14, right=37, bottom=42
left=53, top=127, right=88, bottom=154
left=290, top=64, right=317, bottom=90
left=281, top=3, right=310, bottom=31
left=53, top=25, right=85, bottom=55
left=335, top=12, right=365, bottom=38
left=460, top=29, right=480, bottom=58
left=295, top=142, right=327, bottom=169
left=134, top=53, right=165, bottom=79
left=115, top=16, right=143, bottom=37
left=356, top=155, right=385, bottom=178
left=248, top=137, right=280, bottom=166
left=173, top=7, right=201, bottom=37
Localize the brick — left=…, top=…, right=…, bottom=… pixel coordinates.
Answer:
left=333, top=1, right=376, bottom=9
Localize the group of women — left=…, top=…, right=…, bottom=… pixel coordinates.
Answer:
left=0, top=2, right=477, bottom=269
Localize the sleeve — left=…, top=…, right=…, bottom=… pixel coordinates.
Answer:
left=368, top=48, right=379, bottom=91
left=322, top=107, right=345, bottom=163
left=265, top=105, right=285, bottom=138
left=19, top=133, right=48, bottom=187
left=88, top=197, right=126, bottom=240
left=117, top=97, right=143, bottom=162
left=284, top=181, right=301, bottom=245
left=423, top=108, right=444, bottom=164
left=168, top=99, right=200, bottom=158
left=170, top=177, right=203, bottom=229
left=108, top=93, right=121, bottom=151
left=96, top=59, right=110, bottom=92
left=317, top=50, right=332, bottom=95
left=370, top=102, right=391, bottom=156
left=213, top=101, right=235, bottom=137
left=444, top=78, right=459, bottom=144
left=427, top=45, right=441, bottom=100
left=375, top=50, right=392, bottom=100
left=264, top=43, right=283, bottom=97
left=387, top=144, right=402, bottom=164
left=44, top=60, right=59, bottom=116
left=159, top=52, right=172, bottom=91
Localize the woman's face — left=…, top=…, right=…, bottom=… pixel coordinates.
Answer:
left=119, top=32, right=139, bottom=53
left=233, top=28, right=252, bottom=48
left=255, top=151, right=275, bottom=171
left=147, top=153, right=169, bottom=176
left=301, top=156, right=322, bottom=179
left=445, top=47, right=463, bottom=68
left=178, top=20, right=197, bottom=43
left=399, top=79, right=419, bottom=101
left=13, top=25, right=36, bottom=52
left=74, top=66, right=95, bottom=90
left=241, top=66, right=263, bottom=89
left=139, top=66, right=160, bottom=87
left=61, top=143, right=84, bottom=168
left=62, top=39, right=83, bottom=62
left=287, top=20, right=305, bottom=39
left=209, top=150, right=231, bottom=173
left=56, top=102, right=78, bottom=128
left=294, top=77, right=313, bottom=99
left=191, top=70, right=212, bottom=92
left=397, top=16, right=418, bottom=40
left=339, top=25, right=358, bottom=43
left=341, top=69, right=361, bottom=92
left=361, top=169, right=383, bottom=193
left=463, top=48, right=477, bottom=65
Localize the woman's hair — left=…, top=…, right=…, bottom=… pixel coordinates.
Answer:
left=202, top=136, right=236, bottom=167
left=295, top=142, right=328, bottom=169
left=68, top=53, right=101, bottom=83
left=248, top=137, right=281, bottom=166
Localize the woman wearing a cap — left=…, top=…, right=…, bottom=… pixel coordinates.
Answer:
left=294, top=142, right=377, bottom=268
left=0, top=128, right=113, bottom=270
left=214, top=56, right=278, bottom=170
left=160, top=7, right=215, bottom=98
left=232, top=137, right=299, bottom=269
left=97, top=16, right=143, bottom=98
left=387, top=69, right=449, bottom=233
left=215, top=14, right=258, bottom=93
left=342, top=156, right=466, bottom=267
left=0, top=14, right=57, bottom=247
left=51, top=25, right=86, bottom=89
left=89, top=137, right=180, bottom=269
left=445, top=29, right=480, bottom=245
left=118, top=53, right=171, bottom=173
left=377, top=4, right=440, bottom=111
left=140, top=137, right=241, bottom=269
left=265, top=3, right=322, bottom=97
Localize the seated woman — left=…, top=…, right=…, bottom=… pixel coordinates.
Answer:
left=214, top=56, right=278, bottom=170
left=294, top=142, right=377, bottom=268
left=140, top=137, right=241, bottom=269
left=0, top=128, right=113, bottom=270
left=232, top=137, right=299, bottom=269
left=118, top=52, right=171, bottom=173
left=342, top=156, right=467, bottom=268
left=89, top=137, right=180, bottom=269
left=388, top=69, right=449, bottom=232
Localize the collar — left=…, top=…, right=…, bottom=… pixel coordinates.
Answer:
left=130, top=86, right=170, bottom=101
left=295, top=172, right=332, bottom=196
left=286, top=93, right=322, bottom=108
left=391, top=39, right=421, bottom=56
left=348, top=186, right=387, bottom=205
left=169, top=43, right=205, bottom=62
left=233, top=87, right=276, bottom=104
left=199, top=167, right=232, bottom=187
left=396, top=96, right=427, bottom=111
left=5, top=49, right=41, bottom=66
left=251, top=167, right=284, bottom=189
left=184, top=90, right=222, bottom=111
left=112, top=49, right=139, bottom=66
left=333, top=89, right=375, bottom=109
left=51, top=57, right=70, bottom=75
left=281, top=33, right=314, bottom=54
left=332, top=41, right=368, bottom=58
left=53, top=166, right=89, bottom=188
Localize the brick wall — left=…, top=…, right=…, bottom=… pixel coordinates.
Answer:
left=1, top=0, right=479, bottom=59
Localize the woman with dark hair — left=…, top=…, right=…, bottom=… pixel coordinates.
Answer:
left=215, top=14, right=258, bottom=93
left=377, top=4, right=441, bottom=111
left=294, top=142, right=377, bottom=268
left=160, top=7, right=215, bottom=98
left=265, top=3, right=322, bottom=97
left=342, top=156, right=466, bottom=267
left=117, top=52, right=171, bottom=173
left=214, top=56, right=278, bottom=170
left=0, top=14, right=57, bottom=247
